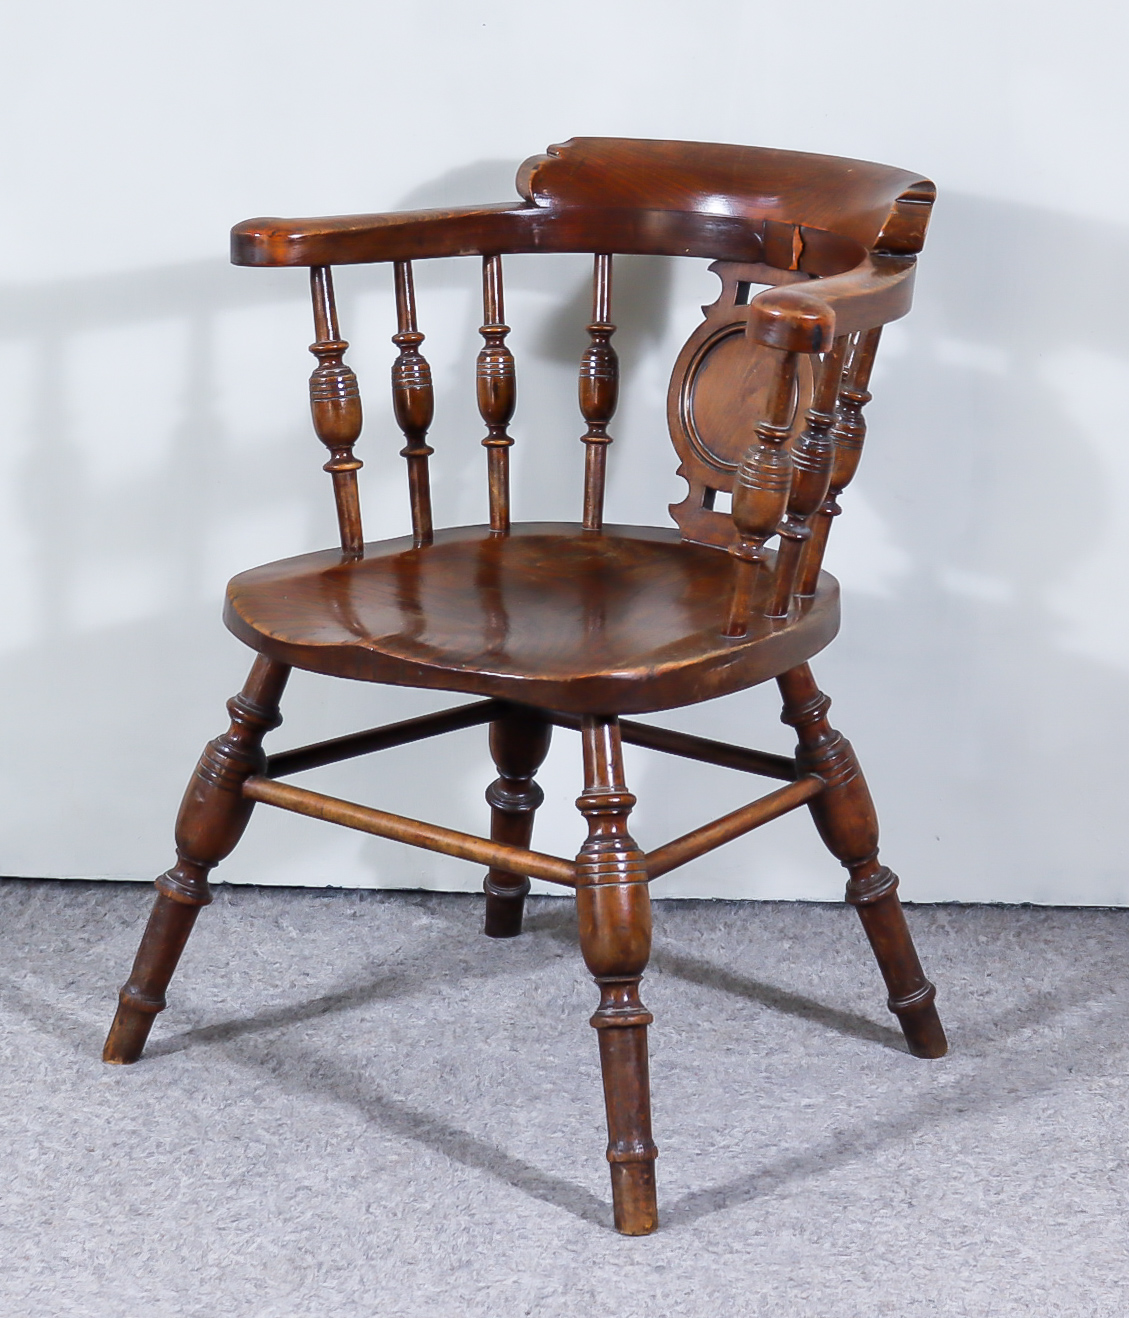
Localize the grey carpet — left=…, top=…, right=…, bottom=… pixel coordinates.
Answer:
left=1, top=880, right=1127, bottom=1317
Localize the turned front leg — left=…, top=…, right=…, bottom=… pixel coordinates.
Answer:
left=483, top=703, right=552, bottom=938
left=103, top=656, right=289, bottom=1064
left=575, top=715, right=658, bottom=1236
left=778, top=664, right=947, bottom=1060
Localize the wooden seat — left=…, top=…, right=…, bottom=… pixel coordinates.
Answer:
left=224, top=524, right=840, bottom=712
left=103, top=137, right=948, bottom=1238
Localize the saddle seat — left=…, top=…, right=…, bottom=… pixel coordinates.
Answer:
left=224, top=522, right=840, bottom=715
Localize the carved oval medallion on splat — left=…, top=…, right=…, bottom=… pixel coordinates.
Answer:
left=678, top=326, right=812, bottom=475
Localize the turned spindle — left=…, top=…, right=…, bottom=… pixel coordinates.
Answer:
left=579, top=254, right=619, bottom=530
left=477, top=255, right=516, bottom=533
left=574, top=715, right=658, bottom=1236
left=309, top=266, right=364, bottom=555
left=724, top=349, right=798, bottom=637
left=766, top=336, right=849, bottom=617
left=798, top=327, right=882, bottom=595
left=391, top=261, right=435, bottom=546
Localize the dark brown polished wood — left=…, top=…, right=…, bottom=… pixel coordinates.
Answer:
left=483, top=703, right=553, bottom=937
left=579, top=254, right=618, bottom=531
left=478, top=255, right=516, bottom=534
left=391, top=260, right=435, bottom=546
left=105, top=138, right=946, bottom=1237
left=777, top=664, right=946, bottom=1058
left=575, top=714, right=657, bottom=1235
left=103, top=655, right=289, bottom=1064
left=222, top=524, right=841, bottom=714
left=308, top=267, right=364, bottom=556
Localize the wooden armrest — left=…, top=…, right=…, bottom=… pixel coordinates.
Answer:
left=746, top=254, right=917, bottom=353
left=231, top=202, right=536, bottom=267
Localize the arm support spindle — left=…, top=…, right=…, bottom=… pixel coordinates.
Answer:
left=309, top=266, right=364, bottom=555
left=767, top=336, right=850, bottom=616
left=478, top=255, right=516, bottom=533
left=392, top=261, right=435, bottom=545
left=579, top=254, right=618, bottom=530
left=798, top=327, right=882, bottom=595
left=724, top=349, right=798, bottom=637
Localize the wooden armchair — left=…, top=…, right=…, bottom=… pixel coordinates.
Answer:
left=103, top=138, right=947, bottom=1236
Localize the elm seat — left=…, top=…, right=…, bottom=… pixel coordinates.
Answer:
left=224, top=524, right=840, bottom=714
left=103, top=137, right=948, bottom=1240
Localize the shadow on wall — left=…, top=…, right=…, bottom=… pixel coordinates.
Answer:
left=0, top=170, right=1126, bottom=902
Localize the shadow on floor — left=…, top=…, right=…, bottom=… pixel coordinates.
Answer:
left=5, top=886, right=1127, bottom=1233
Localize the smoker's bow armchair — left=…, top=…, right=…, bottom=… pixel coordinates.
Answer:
left=104, top=138, right=946, bottom=1236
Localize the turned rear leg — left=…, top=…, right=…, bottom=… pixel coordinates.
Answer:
left=482, top=703, right=552, bottom=938
left=102, top=656, right=289, bottom=1063
left=778, top=663, right=947, bottom=1059
left=575, top=715, right=658, bottom=1235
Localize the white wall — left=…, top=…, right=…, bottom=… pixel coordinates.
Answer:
left=2, top=0, right=1126, bottom=902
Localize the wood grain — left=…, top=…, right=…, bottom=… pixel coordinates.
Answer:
left=222, top=524, right=840, bottom=714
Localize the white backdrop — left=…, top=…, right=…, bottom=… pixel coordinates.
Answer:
left=1, top=0, right=1126, bottom=902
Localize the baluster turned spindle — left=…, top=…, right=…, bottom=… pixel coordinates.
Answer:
left=309, top=266, right=364, bottom=555
left=797, top=328, right=882, bottom=596
left=724, top=350, right=798, bottom=638
left=391, top=261, right=435, bottom=545
left=766, top=336, right=850, bottom=617
left=579, top=254, right=619, bottom=531
left=477, top=255, right=516, bottom=533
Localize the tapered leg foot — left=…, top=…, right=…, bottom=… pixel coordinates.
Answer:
left=847, top=866, right=948, bottom=1058
left=483, top=704, right=551, bottom=938
left=609, top=1161, right=659, bottom=1236
left=103, top=1006, right=158, bottom=1066
left=893, top=996, right=947, bottom=1060
left=779, top=663, right=947, bottom=1060
left=592, top=983, right=659, bottom=1234
left=103, top=891, right=205, bottom=1064
left=576, top=715, right=659, bottom=1235
left=483, top=874, right=530, bottom=939
left=102, top=655, right=289, bottom=1064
